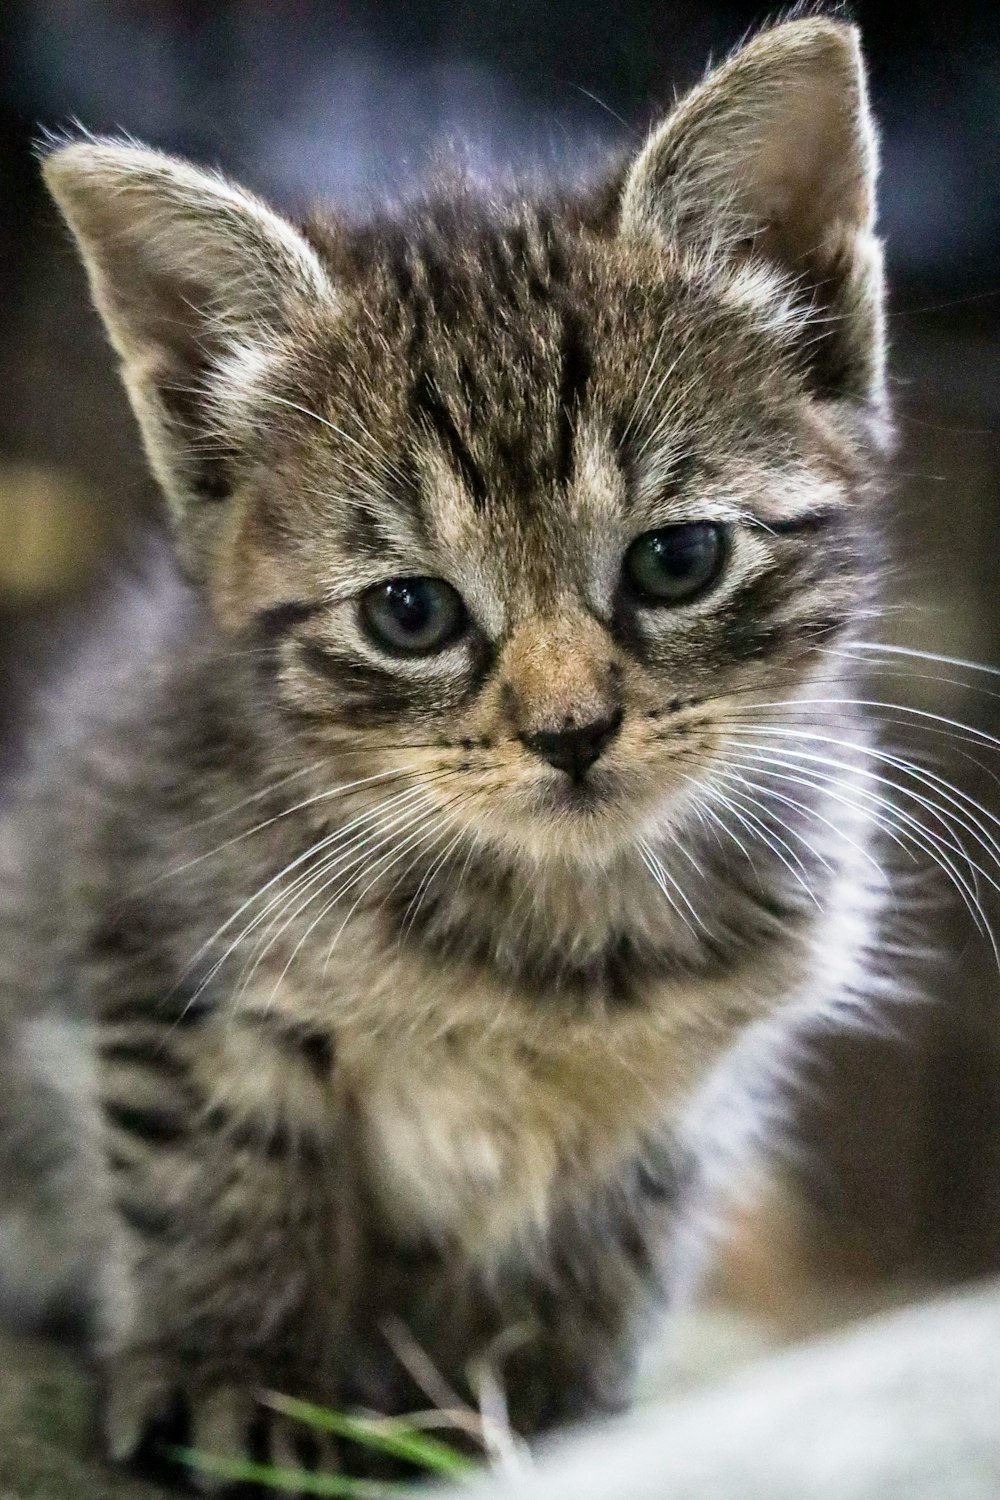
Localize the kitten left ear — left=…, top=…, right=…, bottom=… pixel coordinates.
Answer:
left=43, top=140, right=337, bottom=562
left=621, top=18, right=884, bottom=406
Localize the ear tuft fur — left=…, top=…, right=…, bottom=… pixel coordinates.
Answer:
left=620, top=18, right=884, bottom=407
left=43, top=140, right=337, bottom=555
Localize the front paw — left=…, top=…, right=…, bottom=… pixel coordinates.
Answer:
left=103, top=1353, right=335, bottom=1493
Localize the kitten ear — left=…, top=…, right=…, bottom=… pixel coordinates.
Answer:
left=43, top=140, right=336, bottom=545
left=620, top=18, right=884, bottom=404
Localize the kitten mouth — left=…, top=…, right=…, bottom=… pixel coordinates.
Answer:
left=536, top=768, right=614, bottom=814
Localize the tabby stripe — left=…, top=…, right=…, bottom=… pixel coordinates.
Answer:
left=410, top=371, right=488, bottom=504
left=254, top=599, right=325, bottom=642
left=102, top=1100, right=187, bottom=1145
left=98, top=1036, right=189, bottom=1077
left=272, top=702, right=334, bottom=730
left=242, top=1014, right=335, bottom=1081
left=116, top=1197, right=173, bottom=1238
left=99, top=992, right=214, bottom=1028
left=296, top=643, right=427, bottom=720
left=636, top=1160, right=674, bottom=1204
left=760, top=508, right=840, bottom=536
left=554, top=307, right=592, bottom=485
left=202, top=1104, right=321, bottom=1162
left=292, top=638, right=490, bottom=721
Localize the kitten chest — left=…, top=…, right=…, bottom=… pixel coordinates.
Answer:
left=342, top=1004, right=708, bottom=1256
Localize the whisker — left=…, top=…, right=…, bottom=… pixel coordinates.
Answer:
left=726, top=695, right=1000, bottom=757
left=835, top=640, right=1000, bottom=682
left=228, top=782, right=450, bottom=999
left=156, top=762, right=427, bottom=887
left=318, top=792, right=475, bottom=984
left=702, top=780, right=821, bottom=908
left=221, top=768, right=472, bottom=1000
left=681, top=780, right=763, bottom=878
left=636, top=835, right=707, bottom=936
left=176, top=772, right=460, bottom=999
left=724, top=726, right=1000, bottom=867
left=159, top=761, right=324, bottom=843
left=725, top=739, right=1000, bottom=963
left=715, top=769, right=836, bottom=880
left=254, top=391, right=413, bottom=494
left=400, top=822, right=468, bottom=943
left=717, top=764, right=888, bottom=888
left=250, top=792, right=453, bottom=1009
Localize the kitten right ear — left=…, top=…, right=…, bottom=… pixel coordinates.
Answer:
left=43, top=140, right=336, bottom=555
left=620, top=18, right=884, bottom=407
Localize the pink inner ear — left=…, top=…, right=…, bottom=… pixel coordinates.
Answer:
left=619, top=20, right=875, bottom=275
left=744, top=77, right=873, bottom=267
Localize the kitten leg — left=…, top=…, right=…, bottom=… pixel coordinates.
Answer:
left=390, top=1144, right=679, bottom=1442
left=93, top=1010, right=354, bottom=1482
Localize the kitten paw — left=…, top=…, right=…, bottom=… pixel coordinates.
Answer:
left=103, top=1355, right=336, bottom=1493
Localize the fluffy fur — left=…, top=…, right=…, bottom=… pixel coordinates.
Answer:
left=2, top=15, right=891, bottom=1481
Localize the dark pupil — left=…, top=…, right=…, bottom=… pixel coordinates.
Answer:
left=385, top=581, right=432, bottom=634
left=628, top=522, right=723, bottom=602
left=650, top=527, right=712, bottom=577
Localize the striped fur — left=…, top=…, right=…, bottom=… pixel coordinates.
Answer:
left=1, top=16, right=891, bottom=1481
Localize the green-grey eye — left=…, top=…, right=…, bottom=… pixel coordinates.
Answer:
left=624, top=523, right=727, bottom=604
left=360, top=576, right=467, bottom=655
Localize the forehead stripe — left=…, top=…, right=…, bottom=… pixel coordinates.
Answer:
left=555, top=306, right=592, bottom=486
left=409, top=369, right=488, bottom=505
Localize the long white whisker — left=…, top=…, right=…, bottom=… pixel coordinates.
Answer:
left=160, top=762, right=426, bottom=888
left=837, top=641, right=1000, bottom=680
left=228, top=782, right=449, bottom=999
left=180, top=775, right=442, bottom=1000
left=400, top=821, right=468, bottom=943
left=730, top=695, right=1000, bottom=757
left=228, top=780, right=467, bottom=1005
left=255, top=391, right=409, bottom=488
left=636, top=836, right=706, bottom=935
left=715, top=768, right=837, bottom=878
left=680, top=779, right=760, bottom=875
left=319, top=796, right=473, bottom=983
left=717, top=764, right=888, bottom=887
left=703, top=780, right=821, bottom=908
left=251, top=795, right=449, bottom=1010
left=725, top=726, right=1000, bottom=871
left=162, top=762, right=324, bottom=843
left=620, top=325, right=673, bottom=445
left=726, top=742, right=1000, bottom=964
left=728, top=741, right=990, bottom=887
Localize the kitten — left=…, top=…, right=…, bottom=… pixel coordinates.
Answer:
left=2, top=15, right=888, bottom=1480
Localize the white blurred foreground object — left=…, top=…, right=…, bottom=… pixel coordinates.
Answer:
left=449, top=1280, right=1000, bottom=1500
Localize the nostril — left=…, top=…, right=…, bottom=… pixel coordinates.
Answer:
left=522, top=708, right=623, bottom=779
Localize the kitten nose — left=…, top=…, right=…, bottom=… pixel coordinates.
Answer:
left=521, top=709, right=623, bottom=780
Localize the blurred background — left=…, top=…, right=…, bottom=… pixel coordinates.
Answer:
left=2, top=0, right=1000, bottom=1331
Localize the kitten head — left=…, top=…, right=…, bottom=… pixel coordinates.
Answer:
left=44, top=18, right=886, bottom=868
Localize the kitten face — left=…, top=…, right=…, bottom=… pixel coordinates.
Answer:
left=44, top=17, right=885, bottom=869
left=220, top=218, right=870, bottom=863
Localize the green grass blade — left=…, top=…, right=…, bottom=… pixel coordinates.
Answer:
left=168, top=1447, right=406, bottom=1497
left=263, top=1393, right=478, bottom=1477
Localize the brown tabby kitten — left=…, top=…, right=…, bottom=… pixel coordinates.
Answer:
left=1, top=14, right=889, bottom=1481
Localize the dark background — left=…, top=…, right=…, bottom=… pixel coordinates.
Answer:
left=2, top=0, right=1000, bottom=1319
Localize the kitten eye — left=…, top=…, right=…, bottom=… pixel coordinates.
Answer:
left=360, top=576, right=467, bottom=656
left=624, top=523, right=727, bottom=605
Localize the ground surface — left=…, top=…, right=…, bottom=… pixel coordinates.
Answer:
left=5, top=1288, right=1000, bottom=1500
left=0, top=1331, right=164, bottom=1500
